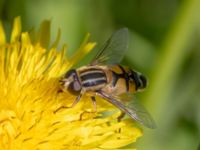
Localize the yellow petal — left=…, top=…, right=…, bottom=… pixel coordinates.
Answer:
left=10, top=16, right=21, bottom=43
left=21, top=32, right=31, bottom=45
left=0, top=21, right=6, bottom=44
left=51, top=28, right=61, bottom=48
left=69, top=33, right=96, bottom=67
left=37, top=20, right=50, bottom=48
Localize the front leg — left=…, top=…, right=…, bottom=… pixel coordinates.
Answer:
left=69, top=93, right=82, bottom=108
left=54, top=93, right=83, bottom=114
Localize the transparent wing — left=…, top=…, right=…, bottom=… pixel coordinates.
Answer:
left=90, top=28, right=129, bottom=65
left=99, top=92, right=156, bottom=129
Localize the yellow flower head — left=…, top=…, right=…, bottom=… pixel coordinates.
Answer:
left=0, top=17, right=142, bottom=150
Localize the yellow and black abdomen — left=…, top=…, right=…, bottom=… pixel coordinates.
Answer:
left=102, top=65, right=147, bottom=96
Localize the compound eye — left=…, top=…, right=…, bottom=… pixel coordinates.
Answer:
left=68, top=81, right=81, bottom=95
left=73, top=81, right=81, bottom=91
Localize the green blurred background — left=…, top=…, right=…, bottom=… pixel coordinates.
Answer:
left=1, top=0, right=200, bottom=149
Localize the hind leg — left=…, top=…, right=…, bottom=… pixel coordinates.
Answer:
left=91, top=96, right=97, bottom=112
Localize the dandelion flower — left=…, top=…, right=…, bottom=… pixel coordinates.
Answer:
left=0, top=17, right=142, bottom=150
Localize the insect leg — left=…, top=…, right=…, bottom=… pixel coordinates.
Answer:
left=79, top=96, right=97, bottom=120
left=97, top=91, right=124, bottom=133
left=97, top=91, right=126, bottom=121
left=91, top=96, right=97, bottom=112
left=54, top=94, right=82, bottom=114
left=54, top=106, right=68, bottom=114
left=69, top=93, right=82, bottom=108
left=117, top=112, right=125, bottom=122
left=117, top=112, right=126, bottom=133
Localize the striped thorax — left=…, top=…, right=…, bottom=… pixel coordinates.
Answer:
left=78, top=66, right=107, bottom=91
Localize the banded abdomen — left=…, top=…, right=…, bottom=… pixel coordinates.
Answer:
left=101, top=65, right=147, bottom=96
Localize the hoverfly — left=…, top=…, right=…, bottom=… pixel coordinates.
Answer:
left=58, top=28, right=156, bottom=129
